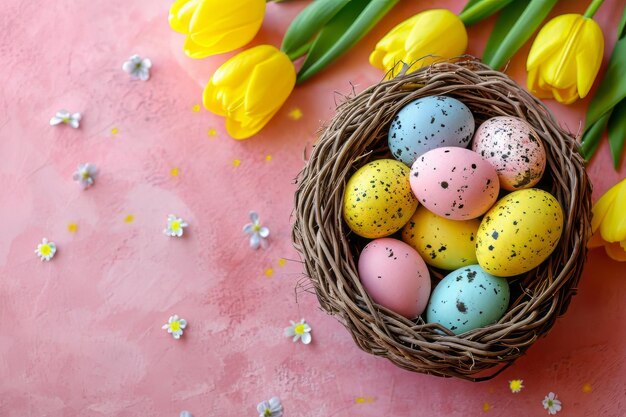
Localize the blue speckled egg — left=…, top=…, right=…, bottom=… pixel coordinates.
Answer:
left=388, top=96, right=475, bottom=166
left=425, top=265, right=509, bottom=335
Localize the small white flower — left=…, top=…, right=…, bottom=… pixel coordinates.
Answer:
left=164, top=215, right=188, bottom=237
left=179, top=412, right=193, bottom=417
left=257, top=397, right=283, bottom=417
left=243, top=211, right=269, bottom=250
left=50, top=110, right=81, bottom=128
left=542, top=392, right=562, bottom=415
left=72, top=163, right=98, bottom=189
left=123, top=54, right=152, bottom=81
left=162, top=315, right=187, bottom=339
left=284, top=319, right=312, bottom=344
left=35, top=238, right=57, bottom=261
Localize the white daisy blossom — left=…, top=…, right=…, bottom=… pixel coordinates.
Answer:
left=542, top=392, right=562, bottom=415
left=164, top=215, right=188, bottom=237
left=35, top=238, right=57, bottom=261
left=123, top=54, right=152, bottom=81
left=72, top=163, right=98, bottom=189
left=257, top=397, right=283, bottom=417
left=284, top=319, right=312, bottom=344
left=50, top=110, right=81, bottom=128
left=162, top=315, right=187, bottom=339
left=243, top=211, right=269, bottom=250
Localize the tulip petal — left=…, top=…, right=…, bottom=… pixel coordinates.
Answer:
left=212, top=45, right=275, bottom=86
left=575, top=18, right=604, bottom=99
left=591, top=179, right=623, bottom=232
left=599, top=180, right=626, bottom=242
left=169, top=0, right=199, bottom=34
left=244, top=51, right=295, bottom=116
left=527, top=14, right=576, bottom=71
left=604, top=241, right=626, bottom=262
left=183, top=36, right=216, bottom=59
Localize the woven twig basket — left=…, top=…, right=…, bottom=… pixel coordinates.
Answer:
left=292, top=58, right=592, bottom=381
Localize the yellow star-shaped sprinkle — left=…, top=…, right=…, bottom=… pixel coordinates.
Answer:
left=124, top=214, right=134, bottom=223
left=111, top=127, right=119, bottom=135
left=482, top=402, right=491, bottom=412
left=509, top=379, right=524, bottom=393
left=67, top=223, right=78, bottom=232
left=170, top=167, right=180, bottom=177
left=582, top=383, right=592, bottom=393
left=192, top=104, right=201, bottom=112
left=278, top=258, right=286, bottom=267
left=264, top=268, right=273, bottom=277
left=207, top=128, right=217, bottom=137
left=232, top=159, right=241, bottom=167
left=265, top=155, right=272, bottom=162
left=288, top=107, right=303, bottom=120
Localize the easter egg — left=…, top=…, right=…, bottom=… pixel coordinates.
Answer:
left=426, top=265, right=510, bottom=335
left=343, top=159, right=418, bottom=238
left=388, top=96, right=475, bottom=166
left=402, top=205, right=480, bottom=270
left=410, top=147, right=499, bottom=220
left=476, top=189, right=564, bottom=277
left=358, top=238, right=431, bottom=318
left=472, top=116, right=546, bottom=191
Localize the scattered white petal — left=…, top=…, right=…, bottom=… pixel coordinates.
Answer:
left=180, top=411, right=193, bottom=417
left=164, top=214, right=188, bottom=237
left=50, top=109, right=81, bottom=128
left=72, top=163, right=98, bottom=189
left=34, top=238, right=57, bottom=261
left=257, top=397, right=283, bottom=417
left=123, top=54, right=152, bottom=81
left=243, top=211, right=269, bottom=250
left=284, top=319, right=312, bottom=345
left=542, top=392, right=562, bottom=415
left=162, top=314, right=187, bottom=339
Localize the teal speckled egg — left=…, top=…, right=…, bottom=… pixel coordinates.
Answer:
left=343, top=159, right=418, bottom=238
left=426, top=265, right=510, bottom=335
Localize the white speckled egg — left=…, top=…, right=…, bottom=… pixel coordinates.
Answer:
left=358, top=238, right=431, bottom=318
left=426, top=265, right=510, bottom=335
left=388, top=96, right=475, bottom=166
left=343, top=159, right=418, bottom=238
left=410, top=147, right=500, bottom=220
left=472, top=116, right=546, bottom=191
left=476, top=188, right=564, bottom=277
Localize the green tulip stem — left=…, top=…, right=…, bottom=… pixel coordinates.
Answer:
left=583, top=0, right=604, bottom=18
left=459, top=0, right=514, bottom=26
left=286, top=40, right=313, bottom=61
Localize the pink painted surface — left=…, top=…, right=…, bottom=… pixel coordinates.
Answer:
left=1, top=0, right=625, bottom=416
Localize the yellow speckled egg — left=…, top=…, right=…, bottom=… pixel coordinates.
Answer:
left=476, top=189, right=564, bottom=277
left=343, top=159, right=418, bottom=238
left=402, top=205, right=480, bottom=270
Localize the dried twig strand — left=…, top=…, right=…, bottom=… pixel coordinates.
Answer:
left=292, top=58, right=592, bottom=381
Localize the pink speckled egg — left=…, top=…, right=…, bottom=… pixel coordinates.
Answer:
left=358, top=238, right=431, bottom=319
left=410, top=147, right=500, bottom=220
left=472, top=116, right=546, bottom=191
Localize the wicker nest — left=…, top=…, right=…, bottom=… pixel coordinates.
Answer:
left=292, top=58, right=592, bottom=381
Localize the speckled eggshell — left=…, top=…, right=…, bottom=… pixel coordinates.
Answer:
left=409, top=147, right=500, bottom=220
left=358, top=238, right=431, bottom=318
left=343, top=159, right=418, bottom=238
left=388, top=96, right=475, bottom=166
left=472, top=116, right=546, bottom=191
left=476, top=189, right=564, bottom=277
left=402, top=205, right=480, bottom=270
left=426, top=265, right=510, bottom=335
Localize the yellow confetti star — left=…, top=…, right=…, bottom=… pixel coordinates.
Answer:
left=264, top=268, right=274, bottom=277
left=278, top=258, right=286, bottom=267
left=192, top=104, right=201, bottom=112
left=509, top=379, right=524, bottom=393
left=288, top=107, right=303, bottom=120
left=111, top=127, right=119, bottom=135
left=67, top=222, right=78, bottom=233
left=582, top=383, right=593, bottom=393
left=482, top=402, right=491, bottom=412
left=170, top=167, right=180, bottom=177
left=265, top=155, right=272, bottom=162
left=232, top=159, right=241, bottom=167
left=124, top=214, right=134, bottom=223
left=207, top=128, right=217, bottom=137
left=355, top=397, right=375, bottom=404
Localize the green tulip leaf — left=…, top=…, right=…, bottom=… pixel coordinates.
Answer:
left=296, top=0, right=399, bottom=84
left=459, top=0, right=515, bottom=26
left=483, top=0, right=557, bottom=70
left=581, top=110, right=612, bottom=162
left=585, top=6, right=626, bottom=127
left=618, top=3, right=626, bottom=38
left=608, top=98, right=626, bottom=168
left=280, top=0, right=350, bottom=58
left=461, top=0, right=483, bottom=13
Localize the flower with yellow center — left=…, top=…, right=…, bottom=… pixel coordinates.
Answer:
left=526, top=13, right=604, bottom=104
left=588, top=178, right=626, bottom=261
left=243, top=211, right=270, bottom=250
left=369, top=9, right=468, bottom=76
left=164, top=214, right=189, bottom=238
left=509, top=379, right=524, bottom=393
left=168, top=0, right=265, bottom=58
left=203, top=45, right=296, bottom=139
left=162, top=314, right=187, bottom=339
left=35, top=238, right=57, bottom=262
left=284, top=319, right=312, bottom=344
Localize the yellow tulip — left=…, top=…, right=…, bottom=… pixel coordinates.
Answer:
left=527, top=14, right=604, bottom=105
left=169, top=0, right=265, bottom=59
left=588, top=178, right=626, bottom=261
left=369, top=9, right=468, bottom=75
left=203, top=45, right=296, bottom=139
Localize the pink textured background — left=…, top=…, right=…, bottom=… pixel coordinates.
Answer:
left=1, top=0, right=625, bottom=416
